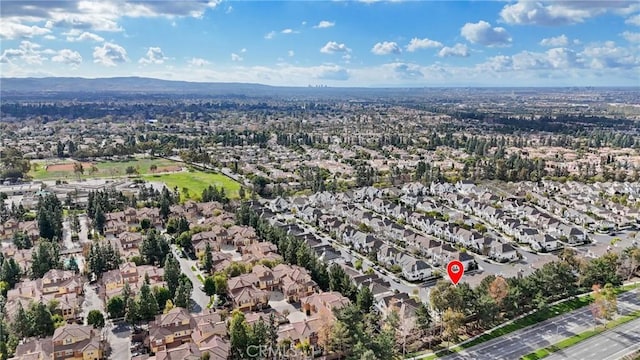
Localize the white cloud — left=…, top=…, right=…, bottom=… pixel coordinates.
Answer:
left=461, top=21, right=511, bottom=47
left=540, top=35, right=569, bottom=47
left=627, top=14, right=640, bottom=26
left=0, top=40, right=46, bottom=65
left=0, top=22, right=51, bottom=40
left=371, top=41, right=401, bottom=55
left=188, top=57, right=210, bottom=67
left=500, top=1, right=639, bottom=26
left=225, top=6, right=233, bottom=14
left=582, top=41, right=640, bottom=69
left=288, top=50, right=295, bottom=57
left=622, top=31, right=640, bottom=43
left=314, top=20, right=335, bottom=29
left=406, top=37, right=443, bottom=52
left=43, top=34, right=56, bottom=40
left=93, top=42, right=128, bottom=66
left=139, top=47, right=167, bottom=65
left=64, top=29, right=104, bottom=42
left=264, top=31, right=276, bottom=40
left=438, top=43, right=469, bottom=57
left=320, top=41, right=351, bottom=54
left=1, top=0, right=222, bottom=37
left=281, top=28, right=295, bottom=34
left=231, top=53, right=243, bottom=61
left=52, top=49, right=82, bottom=66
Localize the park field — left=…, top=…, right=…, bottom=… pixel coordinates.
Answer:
left=143, top=169, right=242, bottom=201
left=29, top=157, right=179, bottom=180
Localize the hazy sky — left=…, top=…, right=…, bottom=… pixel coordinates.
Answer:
left=1, top=0, right=639, bottom=86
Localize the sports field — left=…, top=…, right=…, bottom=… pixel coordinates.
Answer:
left=143, top=169, right=242, bottom=201
left=29, top=157, right=179, bottom=180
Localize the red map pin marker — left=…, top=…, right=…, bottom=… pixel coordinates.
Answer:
left=447, top=260, right=464, bottom=285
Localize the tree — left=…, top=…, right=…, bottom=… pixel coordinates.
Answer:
left=203, top=276, right=216, bottom=296
left=150, top=164, right=158, bottom=173
left=31, top=239, right=62, bottom=279
left=163, top=299, right=175, bottom=314
left=138, top=278, right=159, bottom=321
left=442, top=308, right=465, bottom=346
left=153, top=286, right=172, bottom=311
left=174, top=276, right=193, bottom=309
left=414, top=302, right=432, bottom=337
left=87, top=310, right=105, bottom=328
left=488, top=276, right=509, bottom=307
left=73, top=162, right=84, bottom=180
left=229, top=310, right=250, bottom=359
left=580, top=253, right=622, bottom=288
left=12, top=231, right=31, bottom=250
left=213, top=273, right=228, bottom=296
left=356, top=286, right=374, bottom=313
left=591, top=283, right=618, bottom=328
left=37, top=194, right=63, bottom=240
left=202, top=243, right=213, bottom=274
left=125, top=166, right=137, bottom=175
left=125, top=297, right=140, bottom=326
left=107, top=296, right=125, bottom=319
left=164, top=255, right=180, bottom=298
left=93, top=204, right=106, bottom=235
left=29, top=302, right=55, bottom=338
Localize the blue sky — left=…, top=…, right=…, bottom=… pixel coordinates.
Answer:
left=1, top=0, right=639, bottom=86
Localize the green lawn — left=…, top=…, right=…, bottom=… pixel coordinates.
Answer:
left=29, top=157, right=178, bottom=180
left=143, top=169, right=241, bottom=201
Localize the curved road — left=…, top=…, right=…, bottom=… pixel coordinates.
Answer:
left=438, top=289, right=640, bottom=360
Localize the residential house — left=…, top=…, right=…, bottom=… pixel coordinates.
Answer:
left=51, top=323, right=105, bottom=360
left=148, top=307, right=196, bottom=354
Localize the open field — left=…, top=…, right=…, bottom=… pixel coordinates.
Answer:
left=29, top=157, right=180, bottom=180
left=143, top=169, right=241, bottom=201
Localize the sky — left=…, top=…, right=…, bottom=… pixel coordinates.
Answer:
left=1, top=0, right=639, bottom=87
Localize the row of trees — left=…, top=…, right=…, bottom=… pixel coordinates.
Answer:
left=37, top=193, right=63, bottom=241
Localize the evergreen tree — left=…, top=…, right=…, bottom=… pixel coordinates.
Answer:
left=202, top=243, right=213, bottom=274
left=137, top=276, right=159, bottom=321
left=173, top=276, right=193, bottom=309
left=164, top=255, right=180, bottom=298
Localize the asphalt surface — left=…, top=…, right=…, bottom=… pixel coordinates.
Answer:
left=437, top=289, right=640, bottom=360
left=545, top=317, right=640, bottom=360
left=170, top=244, right=210, bottom=312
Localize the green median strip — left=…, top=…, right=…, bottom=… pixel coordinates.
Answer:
left=521, top=310, right=640, bottom=360
left=408, top=284, right=638, bottom=359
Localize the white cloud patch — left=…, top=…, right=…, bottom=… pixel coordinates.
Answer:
left=52, top=49, right=82, bottom=66
left=64, top=29, right=104, bottom=42
left=461, top=21, right=511, bottom=47
left=93, top=42, right=128, bottom=66
left=582, top=41, right=640, bottom=69
left=281, top=28, right=297, bottom=34
left=627, top=14, right=640, bottom=26
left=320, top=41, right=351, bottom=54
left=1, top=0, right=221, bottom=38
left=139, top=47, right=167, bottom=65
left=264, top=31, right=276, bottom=40
left=188, top=57, right=210, bottom=67
left=406, top=37, right=443, bottom=52
left=0, top=40, right=47, bottom=65
left=314, top=20, right=335, bottom=29
left=500, top=1, right=639, bottom=26
left=438, top=43, right=469, bottom=57
left=0, top=22, right=51, bottom=40
left=622, top=31, right=640, bottom=43
left=231, top=53, right=243, bottom=61
left=288, top=50, right=295, bottom=57
left=540, top=34, right=569, bottom=47
left=371, top=41, right=401, bottom=55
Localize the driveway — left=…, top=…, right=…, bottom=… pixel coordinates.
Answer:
left=268, top=292, right=306, bottom=323
left=106, top=321, right=132, bottom=360
left=79, top=282, right=104, bottom=325
left=170, top=244, right=210, bottom=312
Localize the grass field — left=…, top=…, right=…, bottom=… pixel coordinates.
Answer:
left=29, top=157, right=178, bottom=180
left=143, top=169, right=241, bottom=201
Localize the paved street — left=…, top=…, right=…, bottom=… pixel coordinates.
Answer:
left=437, top=289, right=640, bottom=360
left=545, top=317, right=640, bottom=360
left=170, top=244, right=210, bottom=312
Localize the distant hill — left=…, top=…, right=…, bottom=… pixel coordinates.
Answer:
left=0, top=77, right=277, bottom=94
left=1, top=76, right=426, bottom=100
